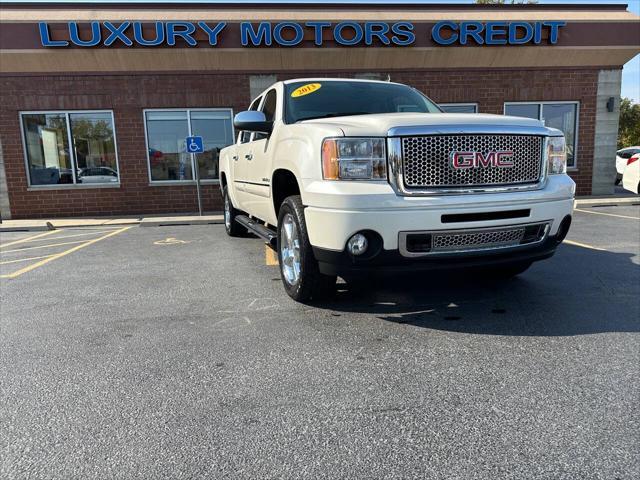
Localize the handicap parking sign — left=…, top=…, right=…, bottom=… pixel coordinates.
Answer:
left=186, top=136, right=204, bottom=154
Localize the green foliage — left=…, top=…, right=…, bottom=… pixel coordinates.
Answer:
left=618, top=98, right=640, bottom=149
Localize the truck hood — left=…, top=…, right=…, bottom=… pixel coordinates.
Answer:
left=300, top=112, right=548, bottom=137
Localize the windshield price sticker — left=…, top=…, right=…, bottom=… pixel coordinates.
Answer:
left=291, top=83, right=322, bottom=98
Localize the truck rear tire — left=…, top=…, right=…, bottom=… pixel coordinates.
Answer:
left=223, top=186, right=246, bottom=237
left=277, top=195, right=336, bottom=302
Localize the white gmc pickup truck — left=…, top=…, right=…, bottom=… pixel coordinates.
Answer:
left=219, top=78, right=575, bottom=302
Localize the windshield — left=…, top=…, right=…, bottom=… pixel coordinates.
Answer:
left=284, top=80, right=442, bottom=123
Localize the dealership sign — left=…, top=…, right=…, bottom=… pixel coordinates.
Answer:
left=38, top=21, right=566, bottom=48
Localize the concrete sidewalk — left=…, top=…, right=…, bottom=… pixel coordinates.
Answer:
left=0, top=214, right=224, bottom=232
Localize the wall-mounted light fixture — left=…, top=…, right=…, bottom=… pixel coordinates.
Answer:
left=606, top=97, right=615, bottom=113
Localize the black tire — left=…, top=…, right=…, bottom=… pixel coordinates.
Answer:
left=223, top=186, right=245, bottom=237
left=277, top=195, right=336, bottom=302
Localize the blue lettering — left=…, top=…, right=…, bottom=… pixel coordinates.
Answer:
left=103, top=21, right=132, bottom=47
left=485, top=22, right=508, bottom=45
left=133, top=22, right=165, bottom=46
left=305, top=21, right=331, bottom=46
left=534, top=22, right=543, bottom=44
left=364, top=22, right=390, bottom=46
left=198, top=22, right=226, bottom=46
left=166, top=22, right=197, bottom=47
left=391, top=22, right=415, bottom=46
left=69, top=22, right=101, bottom=47
left=460, top=22, right=484, bottom=45
left=431, top=21, right=458, bottom=45
left=334, top=22, right=363, bottom=46
left=241, top=22, right=272, bottom=46
left=543, top=21, right=565, bottom=44
left=508, top=22, right=534, bottom=44
left=39, top=22, right=69, bottom=47
left=273, top=22, right=304, bottom=46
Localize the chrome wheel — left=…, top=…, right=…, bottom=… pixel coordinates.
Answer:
left=280, top=213, right=301, bottom=286
left=224, top=193, right=231, bottom=230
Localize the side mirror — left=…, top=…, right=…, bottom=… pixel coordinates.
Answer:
left=234, top=111, right=273, bottom=134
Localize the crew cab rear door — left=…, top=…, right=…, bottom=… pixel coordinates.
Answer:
left=243, top=88, right=277, bottom=221
left=232, top=95, right=262, bottom=208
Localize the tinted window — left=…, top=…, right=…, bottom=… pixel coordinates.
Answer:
left=240, top=97, right=261, bottom=144
left=254, top=89, right=277, bottom=141
left=284, top=81, right=441, bottom=124
left=440, top=104, right=478, bottom=114
left=505, top=104, right=540, bottom=120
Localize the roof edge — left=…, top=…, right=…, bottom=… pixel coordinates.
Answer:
left=0, top=2, right=631, bottom=12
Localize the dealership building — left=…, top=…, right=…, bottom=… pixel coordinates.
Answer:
left=0, top=1, right=638, bottom=219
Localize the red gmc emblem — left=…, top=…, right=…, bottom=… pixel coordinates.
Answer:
left=450, top=151, right=515, bottom=169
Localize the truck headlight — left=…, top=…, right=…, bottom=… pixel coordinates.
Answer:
left=322, top=138, right=387, bottom=180
left=547, top=136, right=567, bottom=175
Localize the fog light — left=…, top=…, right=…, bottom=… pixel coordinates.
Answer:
left=347, top=233, right=368, bottom=256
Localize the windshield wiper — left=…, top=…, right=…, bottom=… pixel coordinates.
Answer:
left=297, top=112, right=371, bottom=122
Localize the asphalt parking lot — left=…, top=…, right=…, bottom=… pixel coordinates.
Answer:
left=1, top=204, right=639, bottom=479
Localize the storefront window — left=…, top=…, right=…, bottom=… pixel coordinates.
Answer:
left=440, top=103, right=478, bottom=114
left=145, top=109, right=234, bottom=182
left=505, top=102, right=579, bottom=168
left=21, top=111, right=118, bottom=186
left=70, top=112, right=119, bottom=184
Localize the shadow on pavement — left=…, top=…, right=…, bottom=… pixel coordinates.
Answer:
left=315, top=244, right=640, bottom=336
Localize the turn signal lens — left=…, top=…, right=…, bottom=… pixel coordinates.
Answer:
left=547, top=136, right=567, bottom=175
left=322, top=139, right=339, bottom=180
left=321, top=138, right=387, bottom=180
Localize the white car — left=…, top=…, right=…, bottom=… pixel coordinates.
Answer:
left=219, top=78, right=575, bottom=302
left=77, top=167, right=119, bottom=184
left=622, top=152, right=640, bottom=194
left=616, top=146, right=640, bottom=184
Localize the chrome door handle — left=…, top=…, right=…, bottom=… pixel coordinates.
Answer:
left=245, top=153, right=253, bottom=160
left=232, top=155, right=238, bottom=161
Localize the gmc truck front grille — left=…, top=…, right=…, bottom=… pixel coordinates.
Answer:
left=400, top=134, right=543, bottom=189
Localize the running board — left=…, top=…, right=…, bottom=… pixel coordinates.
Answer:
left=235, top=215, right=277, bottom=247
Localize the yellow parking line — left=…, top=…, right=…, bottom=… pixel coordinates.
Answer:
left=574, top=208, right=639, bottom=220
left=563, top=239, right=606, bottom=251
left=0, top=254, right=55, bottom=265
left=0, top=229, right=59, bottom=248
left=14, top=230, right=112, bottom=243
left=0, top=226, right=132, bottom=279
left=265, top=245, right=279, bottom=266
left=1, top=239, right=90, bottom=254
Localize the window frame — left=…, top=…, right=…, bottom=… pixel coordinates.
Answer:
left=143, top=107, right=235, bottom=185
left=504, top=101, right=580, bottom=170
left=19, top=109, right=121, bottom=189
left=238, top=96, right=263, bottom=145
left=253, top=88, right=278, bottom=142
left=439, top=103, right=479, bottom=114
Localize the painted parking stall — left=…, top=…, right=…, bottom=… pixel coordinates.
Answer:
left=0, top=226, right=131, bottom=279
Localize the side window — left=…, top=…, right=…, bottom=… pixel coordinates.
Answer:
left=254, top=89, right=277, bottom=141
left=240, top=97, right=261, bottom=144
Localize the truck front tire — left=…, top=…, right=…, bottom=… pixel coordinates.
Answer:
left=223, top=186, right=245, bottom=237
left=277, top=195, right=336, bottom=302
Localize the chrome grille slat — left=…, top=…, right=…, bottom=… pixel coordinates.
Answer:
left=401, top=134, right=543, bottom=189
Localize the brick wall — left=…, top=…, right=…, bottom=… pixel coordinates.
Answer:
left=0, top=68, right=598, bottom=218
left=0, top=74, right=251, bottom=219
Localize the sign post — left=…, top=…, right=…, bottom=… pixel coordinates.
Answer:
left=186, top=136, right=204, bottom=216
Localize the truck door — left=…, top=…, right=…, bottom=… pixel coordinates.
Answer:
left=243, top=88, right=277, bottom=222
left=232, top=95, right=262, bottom=209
